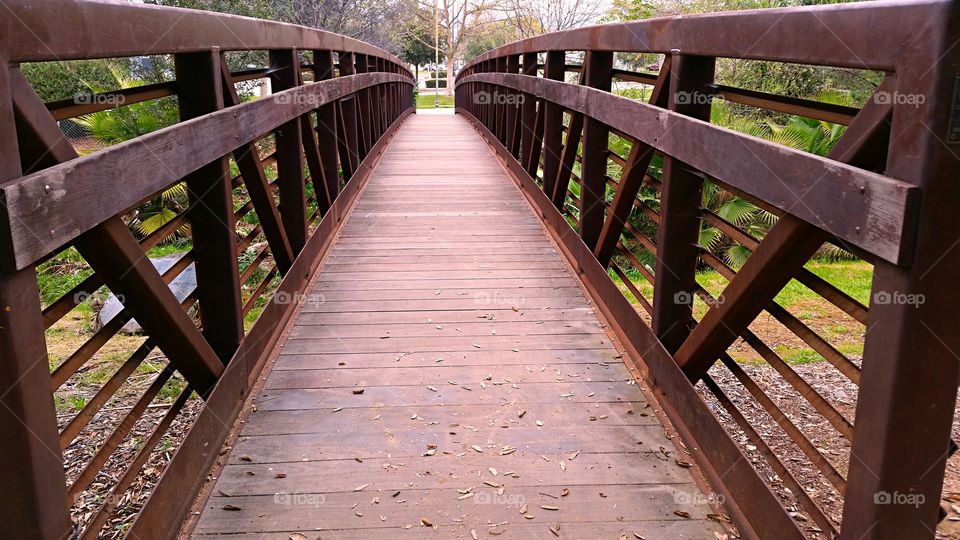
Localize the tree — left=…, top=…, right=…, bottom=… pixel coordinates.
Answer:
left=400, top=16, right=441, bottom=79
left=503, top=0, right=604, bottom=38
left=415, top=0, right=504, bottom=95
left=268, top=0, right=408, bottom=52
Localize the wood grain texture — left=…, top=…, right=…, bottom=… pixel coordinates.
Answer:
left=190, top=115, right=723, bottom=539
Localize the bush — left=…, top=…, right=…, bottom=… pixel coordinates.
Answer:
left=425, top=79, right=448, bottom=89
left=21, top=59, right=121, bottom=102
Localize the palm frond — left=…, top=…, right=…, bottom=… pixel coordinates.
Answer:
left=724, top=243, right=753, bottom=269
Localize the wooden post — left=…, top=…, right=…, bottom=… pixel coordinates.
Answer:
left=269, top=48, right=307, bottom=254
left=578, top=51, right=614, bottom=250
left=338, top=52, right=361, bottom=182
left=0, top=59, right=73, bottom=540
left=540, top=51, right=566, bottom=200
left=505, top=55, right=522, bottom=157
left=313, top=50, right=341, bottom=205
left=174, top=49, right=243, bottom=362
left=519, top=52, right=538, bottom=170
left=841, top=9, right=960, bottom=538
left=651, top=53, right=715, bottom=353
left=353, top=53, right=372, bottom=158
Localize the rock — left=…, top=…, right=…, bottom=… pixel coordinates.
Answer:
left=96, top=253, right=196, bottom=334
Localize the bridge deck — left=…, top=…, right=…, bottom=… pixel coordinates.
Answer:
left=190, top=114, right=724, bottom=539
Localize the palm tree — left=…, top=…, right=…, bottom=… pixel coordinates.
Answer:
left=74, top=66, right=188, bottom=239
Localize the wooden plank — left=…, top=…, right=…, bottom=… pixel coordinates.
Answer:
left=458, top=108, right=805, bottom=538
left=192, top=115, right=721, bottom=539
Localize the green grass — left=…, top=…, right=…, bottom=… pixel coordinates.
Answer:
left=416, top=94, right=454, bottom=109
left=610, top=258, right=872, bottom=364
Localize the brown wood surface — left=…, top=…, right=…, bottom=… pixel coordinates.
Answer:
left=190, top=114, right=723, bottom=539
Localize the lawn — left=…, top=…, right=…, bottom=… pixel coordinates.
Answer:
left=610, top=259, right=872, bottom=364
left=416, top=94, right=455, bottom=108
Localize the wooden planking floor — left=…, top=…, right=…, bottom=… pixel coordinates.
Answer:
left=191, top=114, right=725, bottom=539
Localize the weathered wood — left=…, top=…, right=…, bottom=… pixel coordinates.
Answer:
left=313, top=50, right=342, bottom=206
left=0, top=61, right=73, bottom=540
left=190, top=115, right=722, bottom=539
left=270, top=49, right=308, bottom=254
left=651, top=54, right=714, bottom=353
left=9, top=68, right=224, bottom=395
left=176, top=50, right=244, bottom=362
left=578, top=51, right=613, bottom=249
left=841, top=12, right=960, bottom=538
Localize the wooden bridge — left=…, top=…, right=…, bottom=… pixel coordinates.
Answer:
left=1, top=1, right=959, bottom=539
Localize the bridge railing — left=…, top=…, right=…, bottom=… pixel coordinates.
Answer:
left=0, top=2, right=413, bottom=537
left=456, top=1, right=960, bottom=538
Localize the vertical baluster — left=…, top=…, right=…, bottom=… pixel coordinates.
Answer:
left=540, top=50, right=566, bottom=199
left=338, top=52, right=361, bottom=182
left=174, top=49, right=244, bottom=361
left=578, top=51, right=613, bottom=249
left=312, top=50, right=341, bottom=206
left=269, top=48, right=307, bottom=254
left=0, top=58, right=73, bottom=540
left=651, top=53, right=715, bottom=353
left=842, top=10, right=960, bottom=538
left=354, top=54, right=372, bottom=157
left=521, top=53, right=543, bottom=178
left=505, top=54, right=521, bottom=158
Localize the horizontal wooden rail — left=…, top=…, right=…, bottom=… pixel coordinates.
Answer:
left=0, top=0, right=406, bottom=67
left=458, top=72, right=917, bottom=264
left=0, top=72, right=412, bottom=271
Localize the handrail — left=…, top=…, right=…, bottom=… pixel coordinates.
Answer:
left=454, top=1, right=960, bottom=538
left=0, top=0, right=407, bottom=69
left=0, top=2, right=414, bottom=538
